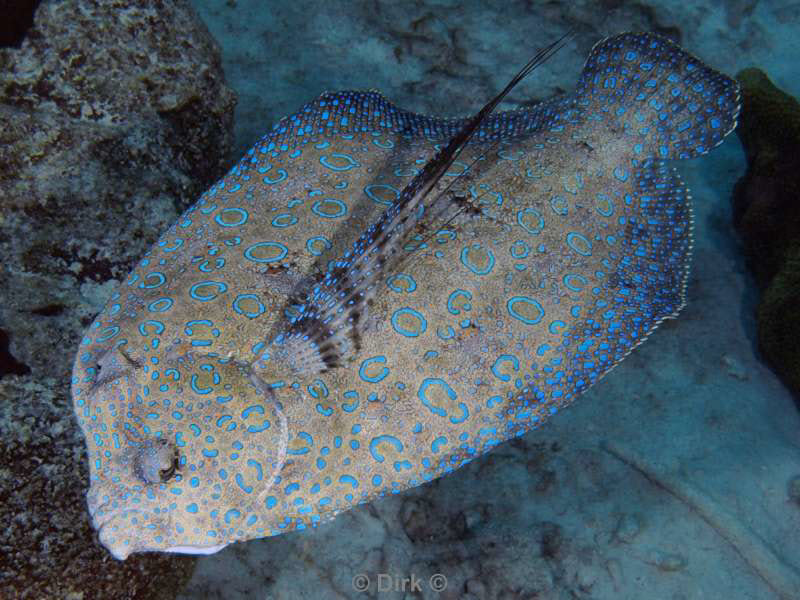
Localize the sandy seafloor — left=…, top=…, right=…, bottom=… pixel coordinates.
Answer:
left=172, top=1, right=800, bottom=598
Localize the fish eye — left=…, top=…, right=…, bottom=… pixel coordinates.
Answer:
left=133, top=437, right=180, bottom=484
left=158, top=447, right=181, bottom=483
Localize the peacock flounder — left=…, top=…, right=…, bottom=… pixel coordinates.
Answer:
left=71, top=32, right=740, bottom=559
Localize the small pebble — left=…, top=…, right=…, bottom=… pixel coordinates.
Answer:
left=647, top=550, right=688, bottom=572
left=613, top=513, right=642, bottom=544
left=605, top=559, right=624, bottom=586
left=721, top=354, right=748, bottom=380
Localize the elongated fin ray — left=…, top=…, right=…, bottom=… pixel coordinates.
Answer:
left=266, top=33, right=572, bottom=375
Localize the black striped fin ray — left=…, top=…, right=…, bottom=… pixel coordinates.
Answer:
left=271, top=33, right=572, bottom=375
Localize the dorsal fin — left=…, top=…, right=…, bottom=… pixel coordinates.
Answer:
left=264, top=33, right=572, bottom=376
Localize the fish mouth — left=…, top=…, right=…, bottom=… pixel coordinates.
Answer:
left=94, top=514, right=230, bottom=559
left=163, top=543, right=229, bottom=556
left=94, top=523, right=128, bottom=560
left=87, top=495, right=153, bottom=560
left=88, top=492, right=231, bottom=559
left=92, top=509, right=139, bottom=560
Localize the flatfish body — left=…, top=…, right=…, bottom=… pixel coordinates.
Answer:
left=71, top=33, right=740, bottom=559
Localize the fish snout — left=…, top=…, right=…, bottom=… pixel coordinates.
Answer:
left=94, top=506, right=164, bottom=560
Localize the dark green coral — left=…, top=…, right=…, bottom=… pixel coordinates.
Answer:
left=733, top=68, right=800, bottom=403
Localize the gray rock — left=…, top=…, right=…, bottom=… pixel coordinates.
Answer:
left=0, top=0, right=235, bottom=597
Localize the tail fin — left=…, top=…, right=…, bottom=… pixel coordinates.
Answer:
left=576, top=32, right=740, bottom=160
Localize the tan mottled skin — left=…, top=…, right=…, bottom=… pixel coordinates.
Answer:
left=70, top=33, right=739, bottom=559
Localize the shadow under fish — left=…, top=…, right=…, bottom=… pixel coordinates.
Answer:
left=70, top=32, right=740, bottom=559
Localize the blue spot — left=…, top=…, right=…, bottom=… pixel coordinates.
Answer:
left=447, top=289, right=472, bottom=315
left=563, top=273, right=587, bottom=291
left=369, top=435, right=403, bottom=462
left=190, top=373, right=212, bottom=394
left=307, top=379, right=329, bottom=399
left=312, top=198, right=347, bottom=218
left=449, top=403, right=469, bottom=424
left=225, top=509, right=241, bottom=524
left=436, top=229, right=456, bottom=244
left=391, top=307, right=427, bottom=337
left=386, top=273, right=416, bottom=293
left=550, top=195, right=568, bottom=215
left=138, top=320, right=164, bottom=336
left=306, top=235, right=332, bottom=256
left=342, top=391, right=359, bottom=413
left=418, top=378, right=456, bottom=418
left=320, top=153, right=359, bottom=171
left=364, top=183, right=399, bottom=206
left=359, top=356, right=389, bottom=383
left=316, top=404, right=333, bottom=416
left=491, top=354, right=519, bottom=381
left=241, top=405, right=264, bottom=420
left=190, top=281, right=227, bottom=301
left=460, top=244, right=495, bottom=275
left=372, top=137, right=394, bottom=149
left=160, top=238, right=183, bottom=252
left=507, top=296, right=544, bottom=325
left=148, top=298, right=173, bottom=313
left=339, top=474, right=358, bottom=488
left=517, top=207, right=544, bottom=235
left=235, top=473, right=253, bottom=494
left=247, top=459, right=264, bottom=481
left=214, top=208, right=248, bottom=227
left=271, top=213, right=298, bottom=228
left=260, top=165, right=287, bottom=184
left=95, top=326, right=119, bottom=342
left=139, top=271, right=166, bottom=289
left=595, top=193, right=614, bottom=217
left=510, top=240, right=530, bottom=259
left=233, top=294, right=266, bottom=318
left=244, top=242, right=288, bottom=263
left=247, top=419, right=271, bottom=433
left=566, top=232, right=592, bottom=256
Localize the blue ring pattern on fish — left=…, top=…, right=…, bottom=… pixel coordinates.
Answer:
left=70, top=32, right=740, bottom=559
